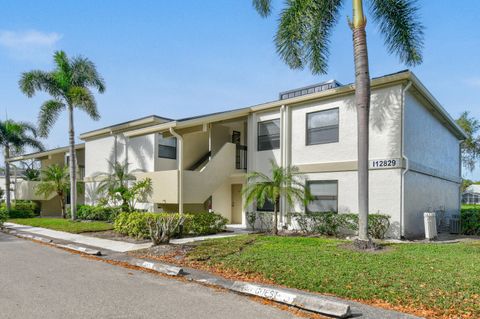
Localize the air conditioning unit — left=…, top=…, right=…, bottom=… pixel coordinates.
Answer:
left=449, top=215, right=461, bottom=234
left=424, top=212, right=437, bottom=240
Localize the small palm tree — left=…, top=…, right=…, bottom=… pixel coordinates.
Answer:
left=0, top=120, right=44, bottom=211
left=97, top=161, right=152, bottom=212
left=243, top=161, right=310, bottom=235
left=252, top=0, right=424, bottom=243
left=19, top=50, right=106, bottom=220
left=35, top=164, right=70, bottom=218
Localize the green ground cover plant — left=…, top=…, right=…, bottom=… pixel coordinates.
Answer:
left=187, top=234, right=480, bottom=318
left=8, top=218, right=113, bottom=233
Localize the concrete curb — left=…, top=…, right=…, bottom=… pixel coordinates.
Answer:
left=56, top=243, right=102, bottom=256
left=8, top=230, right=53, bottom=244
left=230, top=281, right=351, bottom=318
left=131, top=259, right=183, bottom=276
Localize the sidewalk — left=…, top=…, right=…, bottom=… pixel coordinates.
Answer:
left=4, top=222, right=252, bottom=251
left=4, top=222, right=152, bottom=252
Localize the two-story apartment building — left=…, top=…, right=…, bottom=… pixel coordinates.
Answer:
left=9, top=70, right=465, bottom=239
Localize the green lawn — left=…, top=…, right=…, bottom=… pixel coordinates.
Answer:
left=8, top=218, right=113, bottom=233
left=187, top=235, right=480, bottom=318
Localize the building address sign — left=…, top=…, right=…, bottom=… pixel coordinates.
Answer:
left=369, top=158, right=401, bottom=169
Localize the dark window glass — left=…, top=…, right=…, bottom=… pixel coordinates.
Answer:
left=257, top=199, right=275, bottom=212
left=306, top=108, right=339, bottom=145
left=307, top=180, right=338, bottom=212
left=257, top=119, right=280, bottom=151
left=158, top=135, right=177, bottom=159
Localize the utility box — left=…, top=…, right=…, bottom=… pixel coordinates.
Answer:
left=449, top=214, right=461, bottom=234
left=424, top=212, right=437, bottom=240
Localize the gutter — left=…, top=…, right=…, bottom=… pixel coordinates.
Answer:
left=169, top=127, right=183, bottom=215
left=400, top=81, right=412, bottom=238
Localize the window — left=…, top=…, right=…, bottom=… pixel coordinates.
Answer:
left=307, top=180, right=338, bottom=212
left=257, top=119, right=280, bottom=151
left=158, top=135, right=177, bottom=159
left=306, top=108, right=339, bottom=145
left=257, top=199, right=275, bottom=212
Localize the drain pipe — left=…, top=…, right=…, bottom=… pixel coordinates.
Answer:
left=400, top=81, right=412, bottom=238
left=169, top=127, right=184, bottom=215
left=279, top=105, right=286, bottom=226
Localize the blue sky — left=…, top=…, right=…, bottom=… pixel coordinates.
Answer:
left=0, top=1, right=479, bottom=177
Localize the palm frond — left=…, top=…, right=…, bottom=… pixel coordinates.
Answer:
left=275, top=0, right=343, bottom=74
left=38, top=100, right=65, bottom=137
left=252, top=0, right=272, bottom=17
left=369, top=0, right=424, bottom=66
left=19, top=70, right=61, bottom=98
left=53, top=51, right=72, bottom=76
left=14, top=121, right=38, bottom=137
left=19, top=136, right=45, bottom=152
left=70, top=57, right=106, bottom=93
left=68, top=86, right=100, bottom=120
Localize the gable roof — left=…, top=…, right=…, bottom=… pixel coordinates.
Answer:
left=124, top=70, right=467, bottom=140
left=79, top=115, right=172, bottom=141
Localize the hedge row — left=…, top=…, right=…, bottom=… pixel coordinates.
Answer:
left=246, top=211, right=391, bottom=239
left=460, top=207, right=480, bottom=235
left=67, top=205, right=120, bottom=222
left=0, top=200, right=39, bottom=219
left=113, top=211, right=228, bottom=239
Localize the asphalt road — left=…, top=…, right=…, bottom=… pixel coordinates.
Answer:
left=0, top=232, right=297, bottom=319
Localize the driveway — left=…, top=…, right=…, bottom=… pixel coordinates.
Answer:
left=0, top=232, right=297, bottom=319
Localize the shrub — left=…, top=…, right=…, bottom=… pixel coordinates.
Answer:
left=114, top=211, right=228, bottom=240
left=289, top=212, right=390, bottom=239
left=114, top=212, right=151, bottom=239
left=0, top=200, right=38, bottom=218
left=6, top=209, right=36, bottom=219
left=67, top=205, right=120, bottom=222
left=146, top=213, right=186, bottom=245
left=245, top=211, right=274, bottom=232
left=184, top=212, right=228, bottom=235
left=0, top=208, right=7, bottom=226
left=13, top=200, right=39, bottom=215
left=460, top=207, right=480, bottom=235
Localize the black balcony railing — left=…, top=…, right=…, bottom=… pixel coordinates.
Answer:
left=235, top=145, right=247, bottom=170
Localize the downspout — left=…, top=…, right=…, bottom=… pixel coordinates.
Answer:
left=169, top=127, right=183, bottom=215
left=279, top=105, right=286, bottom=225
left=400, top=81, right=412, bottom=239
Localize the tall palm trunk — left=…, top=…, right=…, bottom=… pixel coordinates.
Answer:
left=58, top=191, right=66, bottom=218
left=272, top=197, right=279, bottom=235
left=352, top=0, right=370, bottom=241
left=68, top=104, right=77, bottom=220
left=4, top=145, right=11, bottom=212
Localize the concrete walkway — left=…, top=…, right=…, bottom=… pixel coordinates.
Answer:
left=171, top=228, right=251, bottom=244
left=4, top=223, right=252, bottom=251
left=4, top=223, right=152, bottom=252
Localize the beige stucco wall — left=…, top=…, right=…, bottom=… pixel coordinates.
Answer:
left=182, top=131, right=209, bottom=169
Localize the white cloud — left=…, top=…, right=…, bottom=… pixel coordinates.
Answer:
left=0, top=29, right=62, bottom=62
left=0, top=30, right=61, bottom=48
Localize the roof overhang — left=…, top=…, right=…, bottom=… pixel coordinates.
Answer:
left=80, top=115, right=172, bottom=141
left=125, top=71, right=466, bottom=140
left=8, top=143, right=85, bottom=162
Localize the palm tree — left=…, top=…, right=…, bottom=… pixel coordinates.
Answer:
left=252, top=0, right=424, bottom=243
left=19, top=51, right=106, bottom=220
left=243, top=161, right=310, bottom=235
left=35, top=164, right=70, bottom=218
left=0, top=120, right=44, bottom=212
left=97, top=161, right=152, bottom=212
